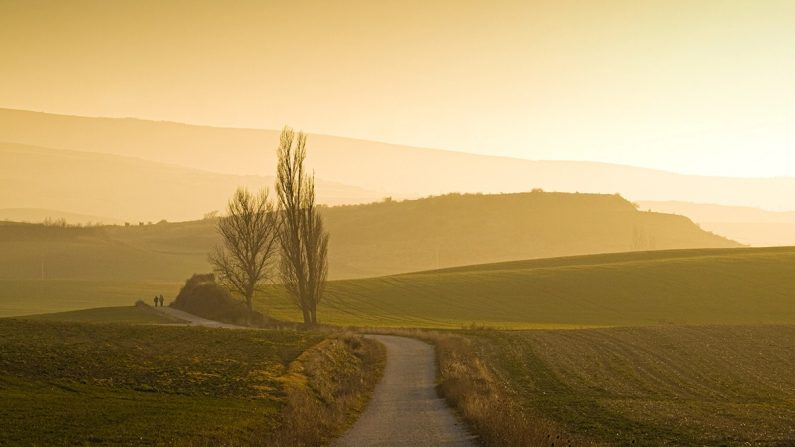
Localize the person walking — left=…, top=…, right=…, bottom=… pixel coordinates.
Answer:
left=153, top=296, right=159, bottom=307
left=158, top=295, right=164, bottom=307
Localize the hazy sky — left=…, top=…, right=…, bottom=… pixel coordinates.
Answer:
left=2, top=0, right=795, bottom=177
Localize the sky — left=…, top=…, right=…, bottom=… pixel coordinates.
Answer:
left=2, top=0, right=795, bottom=178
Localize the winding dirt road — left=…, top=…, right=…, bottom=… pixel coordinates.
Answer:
left=334, top=335, right=477, bottom=447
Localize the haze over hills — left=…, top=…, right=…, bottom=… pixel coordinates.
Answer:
left=4, top=108, right=795, bottom=211
left=0, top=208, right=123, bottom=225
left=0, top=191, right=738, bottom=283
left=640, top=201, right=795, bottom=247
left=0, top=142, right=383, bottom=222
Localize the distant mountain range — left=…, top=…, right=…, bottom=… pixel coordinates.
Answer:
left=3, top=108, right=795, bottom=215
left=0, top=142, right=383, bottom=222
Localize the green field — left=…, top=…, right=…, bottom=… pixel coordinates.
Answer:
left=0, top=319, right=329, bottom=445
left=472, top=325, right=795, bottom=446
left=256, top=246, right=795, bottom=328
left=0, top=279, right=180, bottom=317
left=6, top=247, right=795, bottom=329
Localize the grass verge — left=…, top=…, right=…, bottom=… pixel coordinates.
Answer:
left=369, top=328, right=581, bottom=446
left=261, top=333, right=386, bottom=446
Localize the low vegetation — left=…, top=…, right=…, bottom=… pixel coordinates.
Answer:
left=0, top=319, right=384, bottom=446
left=426, top=331, right=578, bottom=446
left=471, top=325, right=795, bottom=446
left=171, top=273, right=266, bottom=326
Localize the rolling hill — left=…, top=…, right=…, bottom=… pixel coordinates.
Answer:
left=0, top=192, right=737, bottom=285
left=0, top=142, right=384, bottom=222
left=10, top=246, right=795, bottom=328
left=257, top=246, right=795, bottom=328
left=640, top=200, right=795, bottom=247
left=5, top=108, right=795, bottom=210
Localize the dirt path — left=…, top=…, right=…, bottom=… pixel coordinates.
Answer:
left=334, top=335, right=477, bottom=447
left=153, top=306, right=246, bottom=329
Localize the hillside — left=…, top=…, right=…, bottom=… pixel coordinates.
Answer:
left=640, top=200, right=795, bottom=247
left=257, top=246, right=795, bottom=328
left=15, top=247, right=795, bottom=328
left=0, top=208, right=123, bottom=225
left=0, top=192, right=737, bottom=283
left=0, top=142, right=383, bottom=221
left=5, top=108, right=795, bottom=210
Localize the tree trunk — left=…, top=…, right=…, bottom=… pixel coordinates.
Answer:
left=245, top=289, right=253, bottom=326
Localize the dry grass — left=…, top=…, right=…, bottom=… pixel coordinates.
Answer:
left=262, top=333, right=386, bottom=446
left=368, top=328, right=584, bottom=447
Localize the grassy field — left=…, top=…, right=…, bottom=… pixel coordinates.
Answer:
left=471, top=325, right=795, bottom=446
left=0, top=319, right=384, bottom=446
left=255, top=246, right=795, bottom=328
left=6, top=247, right=795, bottom=329
left=0, top=279, right=180, bottom=317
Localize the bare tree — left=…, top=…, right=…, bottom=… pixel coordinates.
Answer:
left=209, top=187, right=279, bottom=323
left=275, top=127, right=329, bottom=325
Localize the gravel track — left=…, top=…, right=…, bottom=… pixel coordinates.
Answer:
left=334, top=335, right=477, bottom=447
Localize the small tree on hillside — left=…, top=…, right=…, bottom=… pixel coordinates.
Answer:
left=275, top=126, right=329, bottom=325
left=209, top=188, right=279, bottom=323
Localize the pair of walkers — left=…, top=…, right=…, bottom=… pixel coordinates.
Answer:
left=153, top=295, right=165, bottom=307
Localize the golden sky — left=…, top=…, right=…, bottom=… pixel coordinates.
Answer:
left=2, top=0, right=795, bottom=177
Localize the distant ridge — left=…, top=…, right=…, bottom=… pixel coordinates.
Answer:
left=0, top=191, right=738, bottom=281
left=0, top=142, right=384, bottom=222
left=0, top=208, right=122, bottom=225
left=4, top=108, right=795, bottom=210
left=640, top=201, right=795, bottom=247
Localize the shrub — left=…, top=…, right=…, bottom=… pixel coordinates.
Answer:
left=170, top=273, right=266, bottom=326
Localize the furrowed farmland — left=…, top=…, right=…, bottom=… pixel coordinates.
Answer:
left=471, top=325, right=795, bottom=446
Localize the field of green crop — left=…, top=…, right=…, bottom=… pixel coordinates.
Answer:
left=257, top=246, right=795, bottom=328
left=6, top=247, right=795, bottom=329
left=472, top=325, right=795, bottom=446
left=0, top=279, right=181, bottom=317
left=0, top=319, right=326, bottom=445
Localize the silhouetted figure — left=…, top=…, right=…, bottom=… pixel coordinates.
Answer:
left=153, top=296, right=158, bottom=307
left=159, top=295, right=164, bottom=307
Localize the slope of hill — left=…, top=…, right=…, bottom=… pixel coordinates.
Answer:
left=16, top=247, right=795, bottom=328
left=257, top=246, right=795, bottom=328
left=0, top=142, right=383, bottom=222
left=639, top=200, right=795, bottom=247
left=4, top=108, right=795, bottom=210
left=0, top=192, right=738, bottom=283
